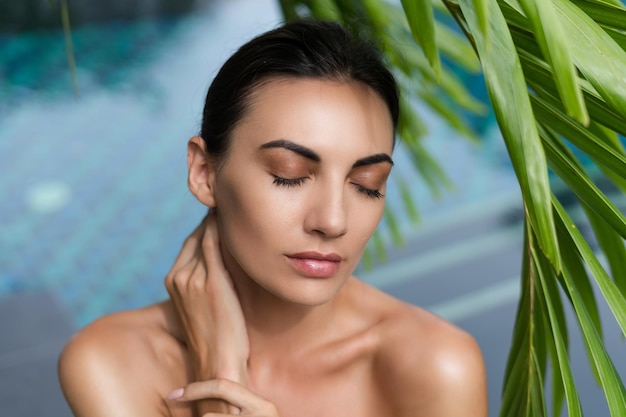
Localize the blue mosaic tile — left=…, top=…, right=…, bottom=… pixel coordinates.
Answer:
left=0, top=2, right=532, bottom=329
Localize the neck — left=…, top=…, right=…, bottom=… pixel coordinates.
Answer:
left=222, top=248, right=337, bottom=359
left=237, top=270, right=336, bottom=355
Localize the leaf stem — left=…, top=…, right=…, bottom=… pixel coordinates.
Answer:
left=61, top=0, right=79, bottom=97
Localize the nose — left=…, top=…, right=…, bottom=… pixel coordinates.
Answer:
left=304, top=184, right=348, bottom=239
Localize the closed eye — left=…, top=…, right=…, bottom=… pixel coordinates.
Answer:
left=352, top=183, right=384, bottom=199
left=273, top=176, right=308, bottom=188
left=273, top=176, right=383, bottom=198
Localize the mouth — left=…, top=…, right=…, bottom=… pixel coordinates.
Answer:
left=287, top=251, right=343, bottom=262
left=285, top=252, right=343, bottom=278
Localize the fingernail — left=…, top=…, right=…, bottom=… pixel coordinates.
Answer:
left=167, top=388, right=184, bottom=400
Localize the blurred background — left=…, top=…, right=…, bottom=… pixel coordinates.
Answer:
left=0, top=0, right=623, bottom=415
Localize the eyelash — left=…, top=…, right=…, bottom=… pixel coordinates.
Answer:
left=353, top=184, right=384, bottom=199
left=272, top=176, right=307, bottom=188
left=272, top=176, right=384, bottom=199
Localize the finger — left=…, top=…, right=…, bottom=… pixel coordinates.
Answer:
left=171, top=379, right=269, bottom=412
left=165, top=245, right=212, bottom=315
left=187, top=247, right=211, bottom=290
left=202, top=212, right=222, bottom=259
left=178, top=217, right=207, bottom=261
left=165, top=212, right=211, bottom=286
left=173, top=226, right=204, bottom=267
left=165, top=253, right=202, bottom=297
left=201, top=214, right=233, bottom=284
left=197, top=399, right=242, bottom=416
left=200, top=413, right=239, bottom=417
left=165, top=223, right=208, bottom=296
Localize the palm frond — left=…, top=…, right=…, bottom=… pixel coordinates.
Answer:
left=282, top=0, right=626, bottom=415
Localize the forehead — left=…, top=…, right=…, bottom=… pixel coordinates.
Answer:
left=230, top=78, right=394, bottom=157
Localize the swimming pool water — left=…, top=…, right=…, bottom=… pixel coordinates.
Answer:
left=0, top=0, right=518, bottom=328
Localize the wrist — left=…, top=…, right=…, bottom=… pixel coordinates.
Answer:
left=193, top=356, right=248, bottom=385
left=215, top=365, right=248, bottom=385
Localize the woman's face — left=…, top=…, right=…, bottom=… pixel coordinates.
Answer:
left=212, top=78, right=394, bottom=306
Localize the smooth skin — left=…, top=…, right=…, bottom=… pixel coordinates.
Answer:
left=58, top=79, right=488, bottom=417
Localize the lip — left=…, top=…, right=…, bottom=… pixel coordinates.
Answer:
left=285, top=251, right=343, bottom=278
left=288, top=251, right=343, bottom=262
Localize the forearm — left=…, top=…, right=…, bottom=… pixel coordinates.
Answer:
left=166, top=212, right=250, bottom=414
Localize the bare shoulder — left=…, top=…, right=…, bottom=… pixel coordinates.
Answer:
left=352, top=281, right=488, bottom=417
left=58, top=301, right=190, bottom=417
left=376, top=303, right=488, bottom=416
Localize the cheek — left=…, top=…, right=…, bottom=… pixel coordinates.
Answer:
left=350, top=202, right=385, bottom=247
left=215, top=174, right=298, bottom=255
left=215, top=168, right=386, bottom=267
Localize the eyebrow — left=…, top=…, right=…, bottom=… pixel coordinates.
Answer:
left=352, top=153, right=394, bottom=168
left=260, top=139, right=320, bottom=162
left=260, top=139, right=394, bottom=167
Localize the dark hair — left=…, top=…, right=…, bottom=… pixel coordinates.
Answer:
left=200, top=20, right=399, bottom=160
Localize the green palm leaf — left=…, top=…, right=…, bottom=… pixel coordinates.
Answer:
left=279, top=0, right=626, bottom=415
left=277, top=0, right=626, bottom=414
left=457, top=0, right=561, bottom=269
left=553, top=198, right=626, bottom=414
left=401, top=0, right=441, bottom=77
left=538, top=122, right=626, bottom=237
left=500, top=229, right=541, bottom=417
left=519, top=0, right=588, bottom=124
left=532, top=227, right=583, bottom=417
left=552, top=0, right=626, bottom=121
left=553, top=198, right=626, bottom=337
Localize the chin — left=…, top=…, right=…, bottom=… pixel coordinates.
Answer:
left=261, top=274, right=348, bottom=307
left=280, top=292, right=336, bottom=307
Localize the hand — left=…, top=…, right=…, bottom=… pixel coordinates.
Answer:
left=168, top=379, right=281, bottom=417
left=165, top=211, right=249, bottom=412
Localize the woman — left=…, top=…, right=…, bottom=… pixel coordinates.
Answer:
left=59, top=20, right=487, bottom=416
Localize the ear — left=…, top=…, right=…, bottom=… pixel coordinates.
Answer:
left=187, top=136, right=218, bottom=207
